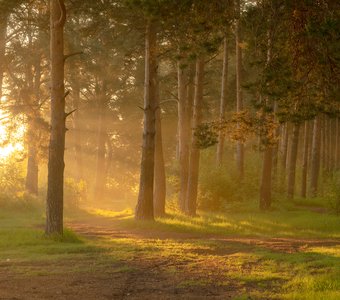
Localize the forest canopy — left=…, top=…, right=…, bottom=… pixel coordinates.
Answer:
left=0, top=0, right=339, bottom=221
left=0, top=0, right=340, bottom=299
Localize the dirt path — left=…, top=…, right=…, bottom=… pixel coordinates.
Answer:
left=66, top=217, right=340, bottom=254
left=1, top=215, right=339, bottom=300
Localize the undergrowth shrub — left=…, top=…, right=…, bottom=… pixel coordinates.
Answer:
left=323, top=172, right=340, bottom=214
left=0, top=192, right=42, bottom=211
left=0, top=155, right=40, bottom=210
left=198, top=148, right=260, bottom=211
left=0, top=155, right=25, bottom=199
left=64, top=178, right=87, bottom=210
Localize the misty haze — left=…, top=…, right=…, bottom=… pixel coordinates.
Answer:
left=0, top=0, right=339, bottom=299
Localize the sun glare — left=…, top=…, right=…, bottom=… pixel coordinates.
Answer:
left=0, top=109, right=25, bottom=161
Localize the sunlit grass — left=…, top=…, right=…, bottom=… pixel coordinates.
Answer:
left=84, top=206, right=340, bottom=239
left=283, top=275, right=340, bottom=300
left=86, top=207, right=133, bottom=219
left=103, top=235, right=340, bottom=299
left=1, top=205, right=339, bottom=299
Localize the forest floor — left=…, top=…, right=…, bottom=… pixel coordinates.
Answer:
left=0, top=206, right=339, bottom=300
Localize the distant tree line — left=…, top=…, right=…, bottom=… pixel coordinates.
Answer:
left=0, top=0, right=338, bottom=235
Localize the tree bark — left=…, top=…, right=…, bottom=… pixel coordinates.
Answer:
left=321, top=116, right=326, bottom=172
left=260, top=146, right=273, bottom=210
left=310, top=116, right=322, bottom=197
left=272, top=102, right=280, bottom=182
left=94, top=88, right=107, bottom=201
left=46, top=0, right=66, bottom=235
left=135, top=21, right=157, bottom=221
left=259, top=27, right=274, bottom=210
left=70, top=66, right=84, bottom=181
left=154, top=79, right=166, bottom=217
left=301, top=121, right=310, bottom=198
left=25, top=124, right=39, bottom=195
left=178, top=58, right=190, bottom=212
left=330, top=118, right=336, bottom=173
left=325, top=117, right=331, bottom=173
left=186, top=57, right=205, bottom=216
left=287, top=123, right=300, bottom=199
left=235, top=0, right=244, bottom=179
left=25, top=56, right=41, bottom=196
left=336, top=118, right=339, bottom=169
left=26, top=103, right=39, bottom=196
left=280, top=122, right=289, bottom=186
left=216, top=37, right=229, bottom=166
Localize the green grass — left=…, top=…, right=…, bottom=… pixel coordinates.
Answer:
left=88, top=204, right=340, bottom=239
left=0, top=204, right=339, bottom=299
left=0, top=209, right=99, bottom=263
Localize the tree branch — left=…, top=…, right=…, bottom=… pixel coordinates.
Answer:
left=64, top=90, right=70, bottom=99
left=64, top=51, right=83, bottom=62
left=54, top=0, right=66, bottom=27
left=64, top=109, right=77, bottom=119
left=160, top=99, right=179, bottom=105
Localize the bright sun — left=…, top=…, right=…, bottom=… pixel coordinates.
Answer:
left=0, top=108, right=25, bottom=160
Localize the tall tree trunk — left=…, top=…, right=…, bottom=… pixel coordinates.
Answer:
left=310, top=116, right=322, bottom=196
left=26, top=109, right=39, bottom=195
left=259, top=26, right=274, bottom=210
left=25, top=58, right=41, bottom=196
left=25, top=122, right=39, bottom=195
left=70, top=67, right=84, bottom=181
left=186, top=57, right=205, bottom=216
left=272, top=103, right=280, bottom=182
left=235, top=0, right=244, bottom=179
left=330, top=118, right=336, bottom=173
left=260, top=146, right=273, bottom=210
left=280, top=122, right=289, bottom=186
left=105, top=135, right=113, bottom=177
left=94, top=92, right=107, bottom=201
left=178, top=58, right=190, bottom=212
left=154, top=80, right=166, bottom=217
left=287, top=123, right=300, bottom=199
left=135, top=21, right=157, bottom=220
left=46, top=0, right=66, bottom=235
left=301, top=121, right=310, bottom=198
left=336, top=118, right=339, bottom=169
left=321, top=116, right=326, bottom=172
left=216, top=37, right=229, bottom=166
left=0, top=14, right=7, bottom=100
left=325, top=117, right=331, bottom=173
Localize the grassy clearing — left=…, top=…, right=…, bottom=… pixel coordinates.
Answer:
left=102, top=236, right=340, bottom=299
left=87, top=204, right=340, bottom=239
left=0, top=209, right=99, bottom=263
left=0, top=205, right=339, bottom=299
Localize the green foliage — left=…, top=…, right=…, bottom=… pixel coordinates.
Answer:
left=0, top=155, right=25, bottom=199
left=196, top=111, right=279, bottom=151
left=64, top=178, right=87, bottom=210
left=198, top=149, right=260, bottom=211
left=323, top=172, right=340, bottom=214
left=243, top=0, right=340, bottom=124
left=194, top=123, right=218, bottom=149
left=198, top=167, right=230, bottom=210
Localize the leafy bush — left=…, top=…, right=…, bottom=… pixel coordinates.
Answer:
left=0, top=154, right=25, bottom=199
left=323, top=172, right=340, bottom=214
left=0, top=191, right=42, bottom=211
left=198, top=148, right=260, bottom=211
left=64, top=178, right=87, bottom=210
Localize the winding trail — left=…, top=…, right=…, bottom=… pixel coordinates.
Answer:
left=66, top=215, right=340, bottom=254
left=1, top=213, right=339, bottom=300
